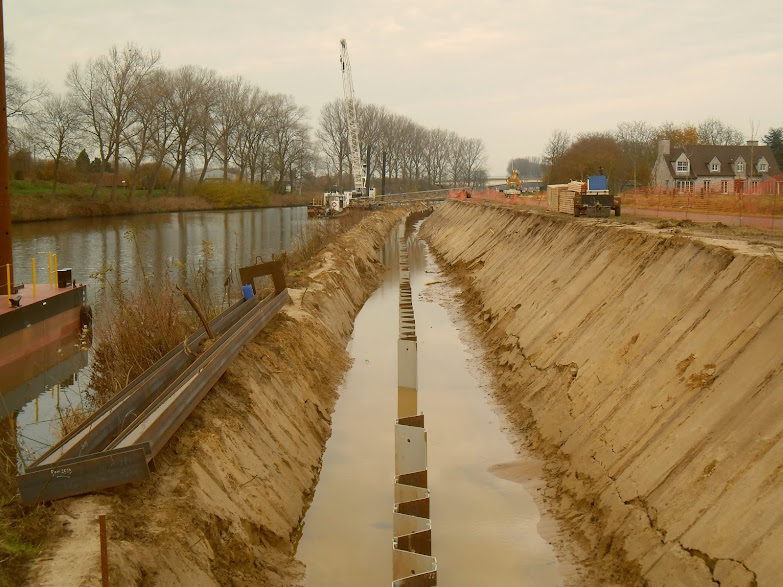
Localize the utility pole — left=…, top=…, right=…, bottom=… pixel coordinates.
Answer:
left=0, top=0, right=13, bottom=294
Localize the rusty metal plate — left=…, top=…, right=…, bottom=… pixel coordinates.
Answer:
left=18, top=444, right=151, bottom=505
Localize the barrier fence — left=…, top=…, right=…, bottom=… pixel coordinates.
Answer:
left=449, top=181, right=783, bottom=230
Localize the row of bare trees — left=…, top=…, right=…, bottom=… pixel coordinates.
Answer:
left=9, top=42, right=487, bottom=197
left=11, top=43, right=311, bottom=197
left=318, top=99, right=487, bottom=193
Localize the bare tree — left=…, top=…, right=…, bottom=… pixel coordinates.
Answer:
left=32, top=95, right=79, bottom=193
left=213, top=75, right=249, bottom=182
left=463, top=137, right=487, bottom=188
left=169, top=65, right=216, bottom=196
left=696, top=117, right=745, bottom=145
left=4, top=42, right=48, bottom=150
left=267, top=94, right=308, bottom=193
left=317, top=98, right=349, bottom=189
left=68, top=43, right=160, bottom=199
left=616, top=120, right=657, bottom=188
left=544, top=129, right=571, bottom=169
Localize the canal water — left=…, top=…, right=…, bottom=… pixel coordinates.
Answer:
left=296, top=223, right=564, bottom=585
left=3, top=207, right=308, bottom=466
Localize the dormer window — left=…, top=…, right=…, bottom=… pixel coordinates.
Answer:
left=736, top=161, right=744, bottom=172
left=711, top=163, right=719, bottom=172
left=760, top=162, right=768, bottom=172
left=676, top=161, right=689, bottom=172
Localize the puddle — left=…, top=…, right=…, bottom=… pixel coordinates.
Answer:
left=296, top=224, right=564, bottom=585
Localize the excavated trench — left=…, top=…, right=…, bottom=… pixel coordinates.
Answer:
left=23, top=201, right=783, bottom=587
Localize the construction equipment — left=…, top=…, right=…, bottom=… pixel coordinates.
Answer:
left=339, top=39, right=367, bottom=197
left=548, top=175, right=621, bottom=217
left=505, top=169, right=522, bottom=197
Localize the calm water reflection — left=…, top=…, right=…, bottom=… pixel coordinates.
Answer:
left=297, top=224, right=564, bottom=585
left=4, top=207, right=309, bottom=466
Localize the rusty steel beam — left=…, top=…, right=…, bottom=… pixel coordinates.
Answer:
left=108, top=289, right=290, bottom=458
left=32, top=297, right=258, bottom=468
left=18, top=444, right=151, bottom=505
left=18, top=262, right=289, bottom=504
left=0, top=0, right=13, bottom=294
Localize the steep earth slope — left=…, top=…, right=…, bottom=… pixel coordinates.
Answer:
left=26, top=208, right=410, bottom=586
left=420, top=200, right=783, bottom=587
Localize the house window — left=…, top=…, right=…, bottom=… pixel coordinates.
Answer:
left=736, top=161, right=744, bottom=172
left=711, top=163, right=719, bottom=172
left=760, top=162, right=767, bottom=172
left=676, top=180, right=693, bottom=193
left=752, top=180, right=759, bottom=191
left=703, top=180, right=711, bottom=192
left=676, top=160, right=689, bottom=173
left=721, top=180, right=729, bottom=194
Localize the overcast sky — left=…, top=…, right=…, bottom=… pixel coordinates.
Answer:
left=5, top=0, right=783, bottom=176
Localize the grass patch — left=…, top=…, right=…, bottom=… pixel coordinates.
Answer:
left=10, top=179, right=318, bottom=222
left=192, top=181, right=269, bottom=208
left=1, top=428, right=55, bottom=587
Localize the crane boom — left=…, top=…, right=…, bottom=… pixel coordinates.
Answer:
left=339, top=39, right=366, bottom=194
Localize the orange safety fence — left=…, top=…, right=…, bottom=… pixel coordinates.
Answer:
left=450, top=177, right=783, bottom=230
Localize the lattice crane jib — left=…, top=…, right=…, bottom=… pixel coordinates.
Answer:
left=339, top=38, right=366, bottom=193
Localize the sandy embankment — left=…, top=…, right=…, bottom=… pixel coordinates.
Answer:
left=27, top=207, right=410, bottom=586
left=420, top=200, right=783, bottom=587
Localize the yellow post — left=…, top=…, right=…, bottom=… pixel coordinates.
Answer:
left=48, top=251, right=52, bottom=286
left=5, top=263, right=9, bottom=299
left=35, top=397, right=39, bottom=422
left=32, top=258, right=36, bottom=297
left=53, top=254, right=58, bottom=287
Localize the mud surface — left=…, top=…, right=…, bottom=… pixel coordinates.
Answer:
left=420, top=200, right=783, bottom=587
left=25, top=207, right=410, bottom=586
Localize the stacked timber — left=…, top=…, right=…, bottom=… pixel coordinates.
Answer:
left=547, top=184, right=569, bottom=212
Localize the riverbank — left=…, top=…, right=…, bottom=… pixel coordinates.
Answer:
left=420, top=200, right=783, bottom=586
left=10, top=180, right=315, bottom=222
left=22, top=206, right=413, bottom=586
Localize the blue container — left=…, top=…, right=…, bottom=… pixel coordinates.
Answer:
left=242, top=284, right=254, bottom=301
left=588, top=175, right=608, bottom=191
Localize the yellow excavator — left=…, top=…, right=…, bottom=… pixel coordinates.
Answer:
left=505, top=169, right=522, bottom=196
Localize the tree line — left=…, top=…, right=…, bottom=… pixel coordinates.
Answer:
left=539, top=119, right=783, bottom=192
left=7, top=42, right=488, bottom=198
left=318, top=98, right=487, bottom=193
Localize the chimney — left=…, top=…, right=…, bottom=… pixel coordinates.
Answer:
left=658, top=139, right=670, bottom=157
left=747, top=140, right=759, bottom=147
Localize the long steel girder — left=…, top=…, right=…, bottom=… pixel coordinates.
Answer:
left=18, top=261, right=289, bottom=505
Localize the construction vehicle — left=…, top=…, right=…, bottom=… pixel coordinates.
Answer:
left=573, top=175, right=621, bottom=217
left=339, top=39, right=368, bottom=197
left=505, top=169, right=521, bottom=196
left=548, top=175, right=621, bottom=217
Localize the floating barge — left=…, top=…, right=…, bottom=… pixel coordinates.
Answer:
left=0, top=276, right=88, bottom=394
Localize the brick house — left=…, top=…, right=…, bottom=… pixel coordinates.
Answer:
left=653, top=139, right=782, bottom=194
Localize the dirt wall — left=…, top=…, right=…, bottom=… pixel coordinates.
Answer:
left=27, top=208, right=410, bottom=586
left=420, top=200, right=783, bottom=587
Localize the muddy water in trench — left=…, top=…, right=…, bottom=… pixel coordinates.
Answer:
left=296, top=224, right=564, bottom=585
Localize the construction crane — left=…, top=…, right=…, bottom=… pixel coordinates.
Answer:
left=339, top=39, right=367, bottom=196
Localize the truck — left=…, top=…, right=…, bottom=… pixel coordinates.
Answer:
left=547, top=175, right=621, bottom=217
